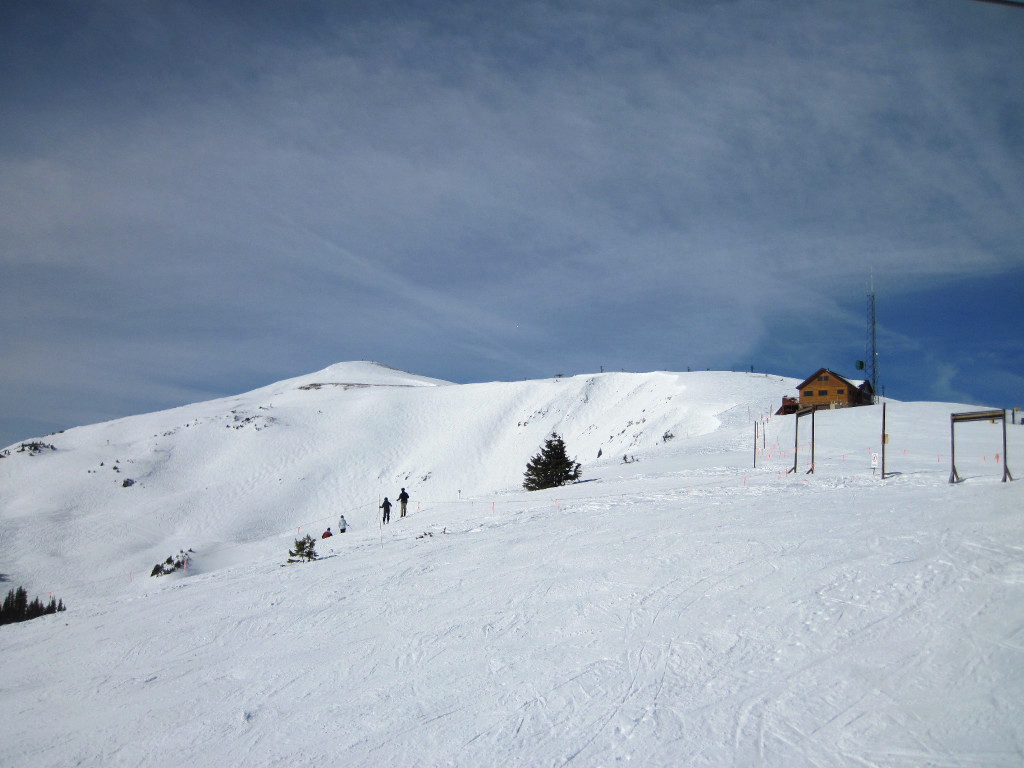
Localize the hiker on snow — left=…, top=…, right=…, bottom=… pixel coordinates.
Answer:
left=338, top=515, right=347, bottom=533
left=398, top=488, right=410, bottom=518
left=322, top=528, right=333, bottom=539
left=380, top=497, right=392, bottom=524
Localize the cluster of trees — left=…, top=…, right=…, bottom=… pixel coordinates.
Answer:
left=151, top=549, right=193, bottom=577
left=0, top=586, right=65, bottom=626
left=16, top=441, right=57, bottom=454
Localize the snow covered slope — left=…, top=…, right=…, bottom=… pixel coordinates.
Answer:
left=1, top=363, right=1022, bottom=767
left=0, top=363, right=790, bottom=598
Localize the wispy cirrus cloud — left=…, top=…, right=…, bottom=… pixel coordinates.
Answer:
left=1, top=0, right=1022, bottom=445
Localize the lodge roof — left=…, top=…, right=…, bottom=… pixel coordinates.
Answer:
left=796, top=368, right=870, bottom=392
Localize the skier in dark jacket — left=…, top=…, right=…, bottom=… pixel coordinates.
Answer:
left=398, top=488, right=410, bottom=518
left=380, top=497, right=392, bottom=524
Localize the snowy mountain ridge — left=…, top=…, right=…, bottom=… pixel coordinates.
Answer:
left=0, top=362, right=793, bottom=598
left=2, top=362, right=1022, bottom=767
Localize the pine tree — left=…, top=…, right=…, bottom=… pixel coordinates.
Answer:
left=523, top=433, right=582, bottom=491
left=0, top=589, right=11, bottom=624
left=287, top=534, right=318, bottom=563
left=26, top=597, right=44, bottom=621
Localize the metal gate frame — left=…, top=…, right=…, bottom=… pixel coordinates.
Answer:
left=949, top=409, right=1014, bottom=483
left=789, top=406, right=815, bottom=475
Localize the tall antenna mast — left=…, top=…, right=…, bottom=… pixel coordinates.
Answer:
left=866, top=273, right=879, bottom=403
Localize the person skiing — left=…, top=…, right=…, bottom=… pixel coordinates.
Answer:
left=398, top=488, right=410, bottom=518
left=322, top=527, right=333, bottom=539
left=380, top=497, right=392, bottom=524
left=338, top=515, right=347, bottom=533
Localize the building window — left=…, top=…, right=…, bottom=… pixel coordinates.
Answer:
left=804, top=390, right=814, bottom=397
left=819, top=390, right=828, bottom=396
left=837, top=389, right=845, bottom=395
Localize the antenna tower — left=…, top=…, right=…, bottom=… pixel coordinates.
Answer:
left=865, top=280, right=879, bottom=403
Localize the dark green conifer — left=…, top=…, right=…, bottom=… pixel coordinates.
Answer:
left=523, top=433, right=582, bottom=491
left=287, top=534, right=318, bottom=563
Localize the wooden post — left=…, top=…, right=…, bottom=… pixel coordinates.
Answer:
left=809, top=408, right=815, bottom=475
left=881, top=402, right=887, bottom=480
left=950, top=413, right=958, bottom=483
left=791, top=410, right=799, bottom=475
left=1003, top=413, right=1014, bottom=483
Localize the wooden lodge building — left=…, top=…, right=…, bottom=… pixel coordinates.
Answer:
left=777, top=368, right=875, bottom=415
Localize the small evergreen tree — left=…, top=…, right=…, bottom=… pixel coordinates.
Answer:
left=0, top=589, right=11, bottom=623
left=26, top=596, right=45, bottom=621
left=523, top=433, right=582, bottom=491
left=287, top=534, right=318, bottom=563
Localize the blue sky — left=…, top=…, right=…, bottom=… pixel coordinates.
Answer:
left=2, top=0, right=1022, bottom=448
